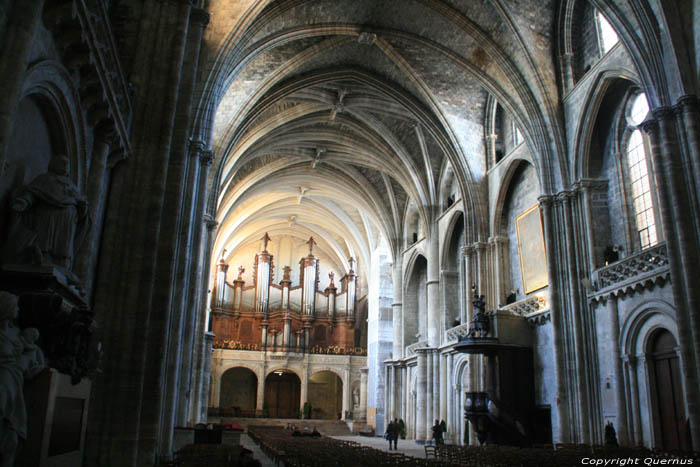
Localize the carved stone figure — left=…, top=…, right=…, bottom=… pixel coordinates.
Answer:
left=0, top=292, right=26, bottom=467
left=1, top=155, right=90, bottom=271
left=352, top=387, right=360, bottom=407
left=20, top=327, right=45, bottom=379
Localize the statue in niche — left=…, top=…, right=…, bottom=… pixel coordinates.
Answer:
left=352, top=387, right=360, bottom=408
left=0, top=292, right=46, bottom=467
left=1, top=154, right=90, bottom=273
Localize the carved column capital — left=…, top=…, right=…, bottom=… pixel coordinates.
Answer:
left=460, top=245, right=475, bottom=257
left=488, top=235, right=507, bottom=245
left=537, top=194, right=554, bottom=209
left=639, top=118, right=658, bottom=135
left=575, top=178, right=608, bottom=193
left=651, top=106, right=675, bottom=124
left=189, top=7, right=210, bottom=27
left=188, top=139, right=206, bottom=154
left=556, top=190, right=575, bottom=202
left=199, top=150, right=214, bottom=166
left=204, top=214, right=218, bottom=231
left=473, top=241, right=488, bottom=252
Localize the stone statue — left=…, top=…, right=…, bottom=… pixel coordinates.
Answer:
left=352, top=387, right=360, bottom=407
left=1, top=154, right=90, bottom=271
left=0, top=292, right=25, bottom=467
left=20, top=327, right=45, bottom=379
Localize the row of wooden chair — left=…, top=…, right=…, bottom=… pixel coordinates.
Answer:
left=427, top=444, right=700, bottom=467
left=247, top=427, right=446, bottom=466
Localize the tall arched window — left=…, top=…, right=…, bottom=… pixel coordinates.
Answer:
left=624, top=93, right=659, bottom=250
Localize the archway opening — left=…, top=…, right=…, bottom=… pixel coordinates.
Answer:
left=307, top=371, right=343, bottom=420
left=220, top=367, right=257, bottom=417
left=443, top=212, right=465, bottom=329
left=404, top=255, right=428, bottom=346
left=648, top=329, right=689, bottom=451
left=264, top=369, right=301, bottom=419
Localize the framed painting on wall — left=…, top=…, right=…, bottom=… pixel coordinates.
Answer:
left=515, top=204, right=548, bottom=294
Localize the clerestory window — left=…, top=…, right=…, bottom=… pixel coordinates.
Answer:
left=596, top=10, right=619, bottom=56
left=624, top=93, right=659, bottom=250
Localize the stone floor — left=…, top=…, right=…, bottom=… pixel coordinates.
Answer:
left=240, top=433, right=277, bottom=467
left=330, top=435, right=434, bottom=459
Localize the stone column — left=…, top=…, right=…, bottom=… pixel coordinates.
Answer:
left=342, top=368, right=351, bottom=420
left=300, top=364, right=309, bottom=415
left=0, top=0, right=45, bottom=166
left=560, top=53, right=575, bottom=92
left=461, top=246, right=474, bottom=323
left=394, top=364, right=403, bottom=420
left=485, top=133, right=498, bottom=166
left=538, top=194, right=569, bottom=442
left=210, top=359, right=221, bottom=409
left=427, top=231, right=440, bottom=347
left=432, top=350, right=440, bottom=426
left=607, top=296, right=628, bottom=445
left=415, top=349, right=428, bottom=440
left=256, top=368, right=265, bottom=411
left=384, top=363, right=391, bottom=428
left=446, top=353, right=454, bottom=441
left=360, top=367, right=368, bottom=421
left=401, top=365, right=408, bottom=425
left=200, top=332, right=215, bottom=419
left=425, top=348, right=434, bottom=441
left=559, top=190, right=590, bottom=444
left=440, top=353, right=447, bottom=422
left=577, top=181, right=598, bottom=272
left=176, top=146, right=212, bottom=426
left=625, top=355, right=642, bottom=445
left=190, top=216, right=217, bottom=423
left=392, top=261, right=403, bottom=359
left=643, top=108, right=700, bottom=448
left=456, top=383, right=463, bottom=445
left=474, top=243, right=488, bottom=306
left=489, top=236, right=508, bottom=307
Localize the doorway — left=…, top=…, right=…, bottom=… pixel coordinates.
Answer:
left=264, top=370, right=301, bottom=418
left=649, top=329, right=688, bottom=451
left=308, top=371, right=343, bottom=420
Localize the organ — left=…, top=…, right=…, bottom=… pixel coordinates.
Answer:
left=210, top=234, right=361, bottom=354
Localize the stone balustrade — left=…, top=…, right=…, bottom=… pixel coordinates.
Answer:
left=500, top=295, right=547, bottom=316
left=446, top=323, right=471, bottom=342
left=590, top=242, right=670, bottom=301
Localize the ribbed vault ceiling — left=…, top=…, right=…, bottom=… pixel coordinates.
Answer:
left=203, top=0, right=562, bottom=283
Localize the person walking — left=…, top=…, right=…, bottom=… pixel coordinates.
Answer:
left=385, top=420, right=395, bottom=450
left=390, top=418, right=399, bottom=450
left=432, top=419, right=443, bottom=446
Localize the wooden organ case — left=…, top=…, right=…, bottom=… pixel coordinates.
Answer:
left=209, top=235, right=364, bottom=356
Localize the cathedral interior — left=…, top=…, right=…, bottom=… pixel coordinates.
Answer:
left=0, top=0, right=699, bottom=465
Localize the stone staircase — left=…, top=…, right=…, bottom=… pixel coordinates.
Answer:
left=215, top=417, right=354, bottom=436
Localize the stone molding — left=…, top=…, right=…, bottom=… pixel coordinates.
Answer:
left=445, top=322, right=470, bottom=341
left=44, top=0, right=133, bottom=158
left=405, top=340, right=429, bottom=357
